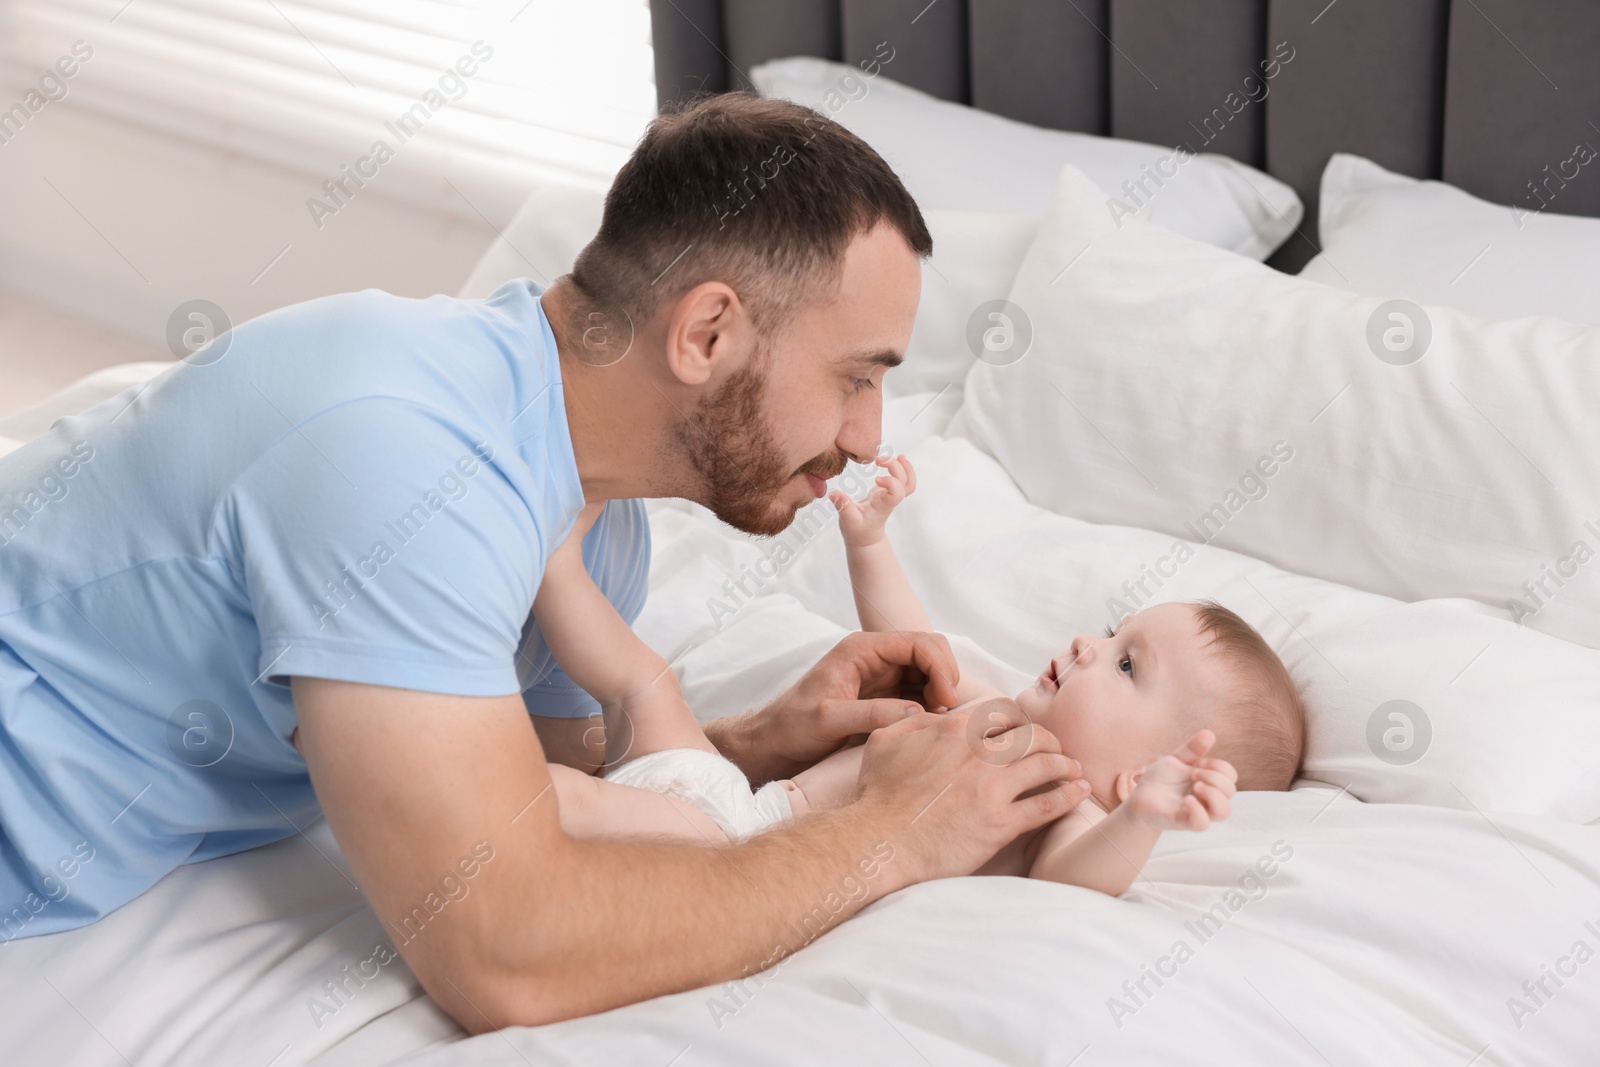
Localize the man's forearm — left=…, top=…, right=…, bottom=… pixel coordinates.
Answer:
left=701, top=710, right=817, bottom=787
left=459, top=801, right=915, bottom=1029
left=703, top=710, right=762, bottom=780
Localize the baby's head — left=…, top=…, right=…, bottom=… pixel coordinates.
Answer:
left=1013, top=600, right=1305, bottom=809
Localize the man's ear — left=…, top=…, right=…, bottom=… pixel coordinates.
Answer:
left=1113, top=768, right=1144, bottom=805
left=664, top=281, right=742, bottom=387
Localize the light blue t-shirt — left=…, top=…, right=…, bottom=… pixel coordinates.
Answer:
left=0, top=279, right=648, bottom=940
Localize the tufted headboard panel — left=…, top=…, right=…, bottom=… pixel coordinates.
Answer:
left=649, top=0, right=1600, bottom=271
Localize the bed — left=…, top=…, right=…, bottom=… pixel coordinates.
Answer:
left=4, top=1, right=1600, bottom=1064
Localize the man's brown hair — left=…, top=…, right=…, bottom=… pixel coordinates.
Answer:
left=566, top=91, right=933, bottom=342
left=1191, top=600, right=1306, bottom=791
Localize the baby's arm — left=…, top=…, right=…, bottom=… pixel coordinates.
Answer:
left=533, top=503, right=716, bottom=768
left=787, top=741, right=866, bottom=812
left=1028, top=731, right=1237, bottom=896
left=830, top=454, right=932, bottom=634
left=831, top=455, right=1003, bottom=707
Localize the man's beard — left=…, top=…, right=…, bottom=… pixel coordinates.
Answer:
left=674, top=356, right=848, bottom=537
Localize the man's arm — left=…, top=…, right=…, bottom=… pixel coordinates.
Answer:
left=293, top=671, right=1083, bottom=1032
left=530, top=715, right=605, bottom=776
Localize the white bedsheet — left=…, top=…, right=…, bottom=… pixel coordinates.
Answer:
left=402, top=793, right=1600, bottom=1067
left=5, top=779, right=1596, bottom=1065
left=2, top=379, right=1597, bottom=1066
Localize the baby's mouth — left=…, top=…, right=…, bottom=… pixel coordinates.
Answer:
left=1039, top=659, right=1061, bottom=692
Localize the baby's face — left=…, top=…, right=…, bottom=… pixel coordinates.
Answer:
left=1013, top=602, right=1230, bottom=806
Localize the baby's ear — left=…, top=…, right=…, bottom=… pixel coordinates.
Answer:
left=1113, top=768, right=1143, bottom=804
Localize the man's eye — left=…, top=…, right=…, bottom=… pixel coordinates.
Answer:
left=851, top=376, right=875, bottom=392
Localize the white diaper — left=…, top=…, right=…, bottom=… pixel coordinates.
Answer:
left=602, top=748, right=794, bottom=841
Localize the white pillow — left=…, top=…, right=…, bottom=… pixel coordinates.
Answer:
left=951, top=164, right=1600, bottom=650
left=1300, top=153, right=1600, bottom=324
left=752, top=56, right=1303, bottom=261
left=456, top=176, right=609, bottom=299
left=895, top=210, right=1039, bottom=398
left=734, top=434, right=1600, bottom=821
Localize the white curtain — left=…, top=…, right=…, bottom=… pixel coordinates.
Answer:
left=0, top=0, right=657, bottom=209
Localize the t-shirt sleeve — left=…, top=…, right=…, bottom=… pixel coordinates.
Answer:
left=514, top=496, right=652, bottom=719
left=225, top=398, right=545, bottom=696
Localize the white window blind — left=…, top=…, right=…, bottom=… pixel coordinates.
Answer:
left=0, top=0, right=656, bottom=213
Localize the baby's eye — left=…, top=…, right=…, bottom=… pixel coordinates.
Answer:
left=1103, top=625, right=1116, bottom=638
left=1118, top=654, right=1134, bottom=677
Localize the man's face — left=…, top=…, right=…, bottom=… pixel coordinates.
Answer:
left=678, top=220, right=922, bottom=536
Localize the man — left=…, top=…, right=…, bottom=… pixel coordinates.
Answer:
left=0, top=94, right=1081, bottom=1030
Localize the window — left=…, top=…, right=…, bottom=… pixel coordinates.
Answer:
left=0, top=0, right=657, bottom=210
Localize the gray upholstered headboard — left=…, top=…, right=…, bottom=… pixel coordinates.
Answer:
left=648, top=0, right=1600, bottom=272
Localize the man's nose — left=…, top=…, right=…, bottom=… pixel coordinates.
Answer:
left=837, top=388, right=883, bottom=464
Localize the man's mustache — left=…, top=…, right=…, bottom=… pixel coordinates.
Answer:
left=797, top=450, right=850, bottom=482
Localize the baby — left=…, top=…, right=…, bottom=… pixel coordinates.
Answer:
left=535, top=455, right=1305, bottom=895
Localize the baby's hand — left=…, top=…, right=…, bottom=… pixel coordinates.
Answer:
left=1123, top=730, right=1237, bottom=832
left=829, top=453, right=916, bottom=548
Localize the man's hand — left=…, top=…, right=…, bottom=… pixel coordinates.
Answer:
left=704, top=630, right=962, bottom=785
left=855, top=697, right=1087, bottom=881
